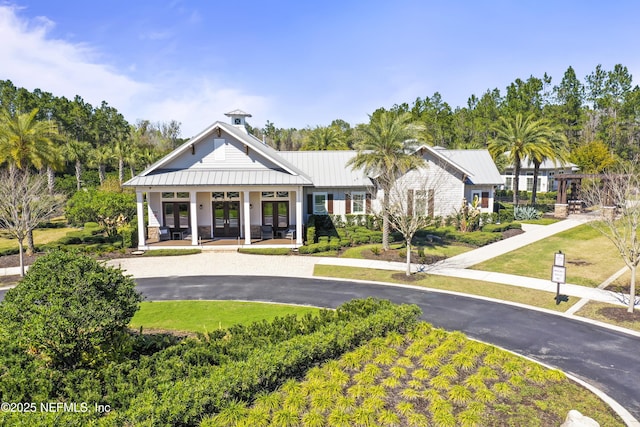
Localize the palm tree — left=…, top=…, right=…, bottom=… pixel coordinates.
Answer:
left=302, top=126, right=348, bottom=150
left=112, top=138, right=129, bottom=184
left=489, top=114, right=565, bottom=205
left=88, top=145, right=113, bottom=185
left=347, top=111, right=425, bottom=250
left=0, top=108, right=60, bottom=171
left=64, top=138, right=91, bottom=190
left=0, top=107, right=60, bottom=255
left=529, top=130, right=568, bottom=204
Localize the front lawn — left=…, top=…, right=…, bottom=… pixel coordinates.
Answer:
left=0, top=226, right=80, bottom=253
left=130, top=300, right=323, bottom=333
left=473, top=224, right=626, bottom=287
left=314, top=265, right=575, bottom=312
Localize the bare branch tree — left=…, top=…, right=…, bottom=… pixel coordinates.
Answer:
left=0, top=169, right=66, bottom=276
left=385, top=164, right=446, bottom=276
left=582, top=160, right=640, bottom=313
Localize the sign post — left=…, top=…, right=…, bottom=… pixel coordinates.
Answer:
left=551, top=250, right=568, bottom=304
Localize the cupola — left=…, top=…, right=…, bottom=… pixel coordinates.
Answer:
left=224, top=109, right=252, bottom=133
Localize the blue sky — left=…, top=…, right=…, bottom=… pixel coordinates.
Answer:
left=1, top=1, right=639, bottom=137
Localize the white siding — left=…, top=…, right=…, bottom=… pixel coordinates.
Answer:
left=166, top=135, right=281, bottom=170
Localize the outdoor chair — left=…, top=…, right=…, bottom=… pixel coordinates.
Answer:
left=261, top=225, right=274, bottom=240
left=284, top=227, right=296, bottom=240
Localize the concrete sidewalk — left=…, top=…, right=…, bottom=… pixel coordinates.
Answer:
left=1, top=214, right=633, bottom=308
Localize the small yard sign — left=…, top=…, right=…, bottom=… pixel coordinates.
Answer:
left=552, top=250, right=568, bottom=305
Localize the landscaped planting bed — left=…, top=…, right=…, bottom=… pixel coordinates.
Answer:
left=0, top=299, right=420, bottom=426
left=202, top=323, right=623, bottom=427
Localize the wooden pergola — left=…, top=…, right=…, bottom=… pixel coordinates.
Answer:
left=554, top=173, right=615, bottom=217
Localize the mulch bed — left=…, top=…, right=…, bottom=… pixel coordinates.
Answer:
left=598, top=306, right=640, bottom=322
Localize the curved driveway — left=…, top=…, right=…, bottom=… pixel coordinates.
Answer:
left=136, top=275, right=640, bottom=423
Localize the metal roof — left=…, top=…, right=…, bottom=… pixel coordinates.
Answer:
left=437, top=149, right=504, bottom=185
left=125, top=169, right=311, bottom=187
left=279, top=151, right=371, bottom=188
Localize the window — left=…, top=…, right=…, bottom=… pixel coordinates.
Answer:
left=276, top=191, right=289, bottom=198
left=351, top=192, right=366, bottom=214
left=226, top=191, right=240, bottom=199
left=176, top=192, right=189, bottom=199
left=261, top=191, right=274, bottom=198
left=505, top=177, right=513, bottom=190
left=414, top=190, right=427, bottom=215
left=162, top=192, right=175, bottom=198
left=313, top=192, right=328, bottom=215
left=526, top=177, right=534, bottom=192
left=212, top=192, right=224, bottom=200
left=548, top=172, right=555, bottom=191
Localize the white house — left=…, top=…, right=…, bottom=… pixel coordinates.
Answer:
left=124, top=111, right=503, bottom=250
left=501, top=156, right=579, bottom=193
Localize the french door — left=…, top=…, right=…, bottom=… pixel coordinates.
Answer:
left=213, top=201, right=240, bottom=237
left=262, top=201, right=289, bottom=234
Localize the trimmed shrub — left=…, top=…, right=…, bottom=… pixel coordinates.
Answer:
left=306, top=226, right=316, bottom=244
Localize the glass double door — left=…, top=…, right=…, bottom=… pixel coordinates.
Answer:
left=213, top=201, right=240, bottom=237
left=262, top=201, right=289, bottom=234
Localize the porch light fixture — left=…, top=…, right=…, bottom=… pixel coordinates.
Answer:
left=199, top=204, right=203, bottom=210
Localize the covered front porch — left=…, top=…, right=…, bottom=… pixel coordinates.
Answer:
left=134, top=186, right=304, bottom=250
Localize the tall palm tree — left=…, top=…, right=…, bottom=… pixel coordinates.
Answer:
left=488, top=114, right=564, bottom=205
left=347, top=111, right=425, bottom=250
left=0, top=108, right=59, bottom=171
left=64, top=138, right=91, bottom=190
left=302, top=126, right=348, bottom=150
left=0, top=107, right=60, bottom=255
left=112, top=138, right=129, bottom=184
left=88, top=145, right=113, bottom=185
left=529, top=130, right=568, bottom=204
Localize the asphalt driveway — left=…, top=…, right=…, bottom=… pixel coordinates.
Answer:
left=135, top=275, right=640, bottom=423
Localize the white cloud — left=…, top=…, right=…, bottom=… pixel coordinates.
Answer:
left=0, top=5, right=269, bottom=138
left=0, top=5, right=149, bottom=110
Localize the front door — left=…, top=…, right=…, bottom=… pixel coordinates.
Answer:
left=262, top=201, right=289, bottom=235
left=213, top=201, right=240, bottom=237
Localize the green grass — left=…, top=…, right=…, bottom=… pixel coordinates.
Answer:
left=517, top=218, right=560, bottom=225
left=130, top=300, right=323, bottom=333
left=575, top=301, right=640, bottom=332
left=314, top=265, right=575, bottom=312
left=473, top=224, right=626, bottom=287
left=238, top=248, right=294, bottom=255
left=0, top=227, right=80, bottom=251
left=142, top=248, right=202, bottom=256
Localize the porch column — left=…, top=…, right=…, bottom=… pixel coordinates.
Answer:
left=190, top=191, right=198, bottom=246
left=243, top=191, right=251, bottom=245
left=136, top=191, right=146, bottom=248
left=296, top=187, right=303, bottom=245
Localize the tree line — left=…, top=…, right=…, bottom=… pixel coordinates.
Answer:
left=256, top=64, right=636, bottom=170
left=0, top=80, right=185, bottom=191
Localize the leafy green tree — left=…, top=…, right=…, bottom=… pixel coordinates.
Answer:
left=0, top=250, right=142, bottom=368
left=552, top=66, right=584, bottom=145
left=302, top=125, right=348, bottom=150
left=65, top=187, right=136, bottom=237
left=489, top=114, right=563, bottom=204
left=570, top=140, right=617, bottom=173
left=348, top=111, right=425, bottom=250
